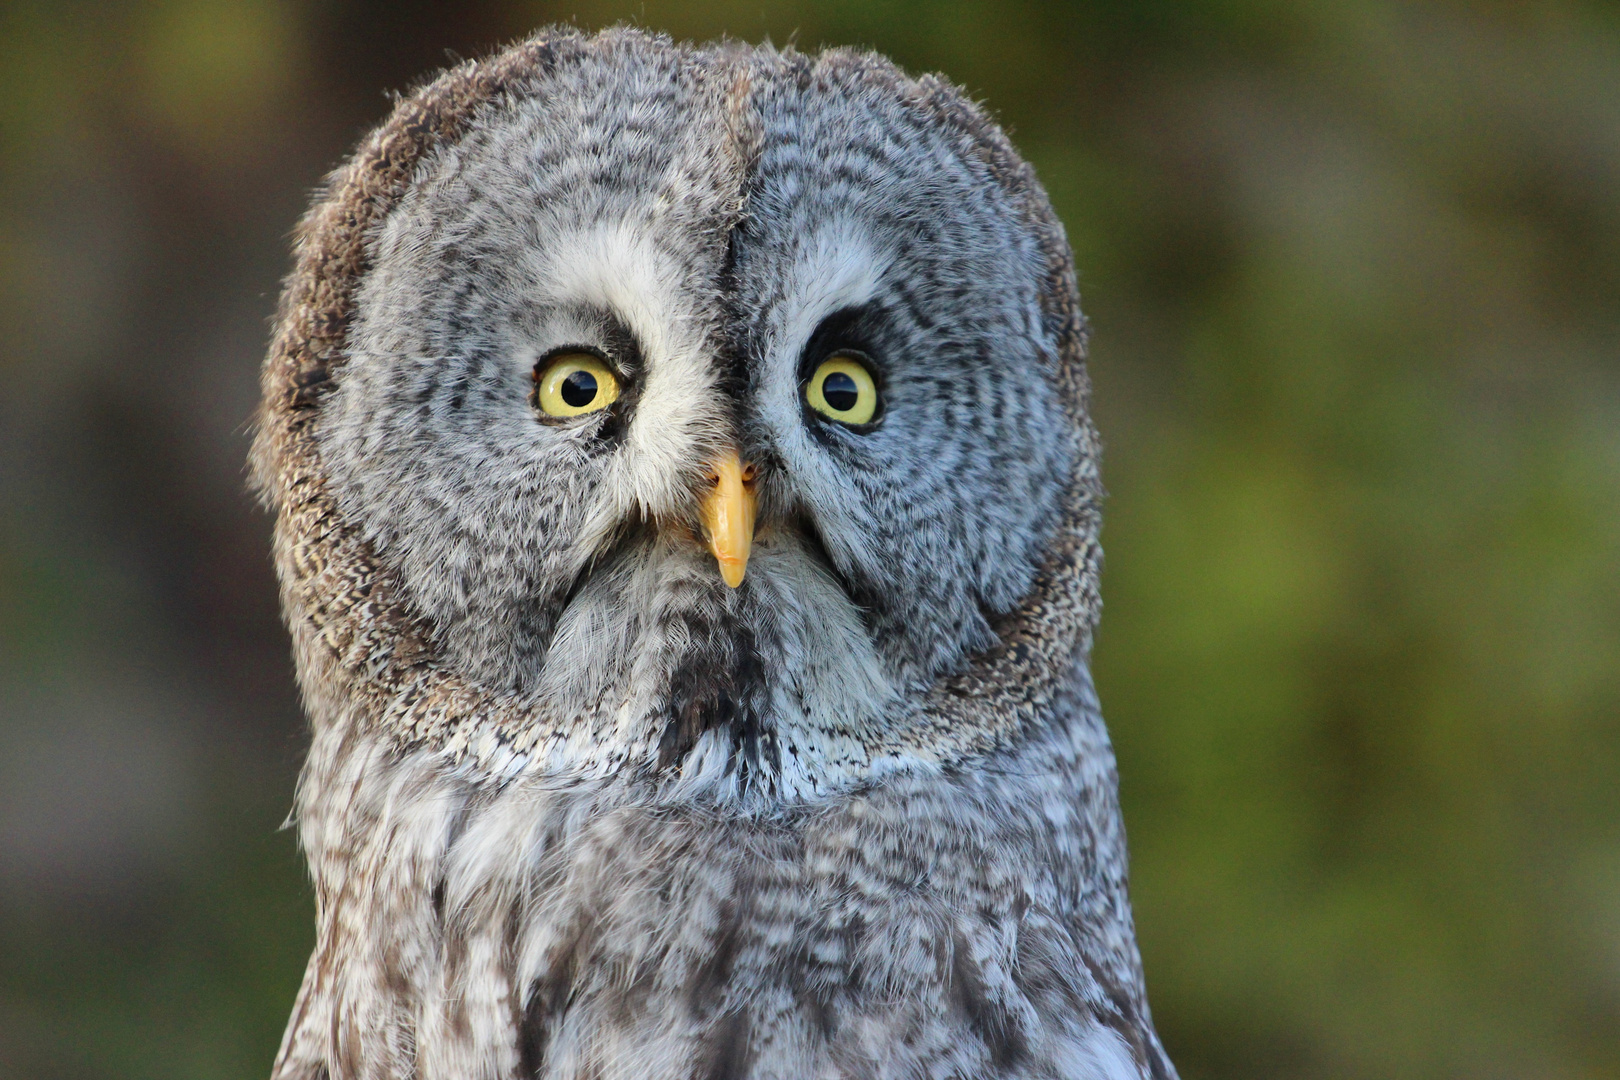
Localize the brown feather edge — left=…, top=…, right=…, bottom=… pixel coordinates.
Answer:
left=250, top=27, right=1104, bottom=775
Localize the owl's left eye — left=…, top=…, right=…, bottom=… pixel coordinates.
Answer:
left=534, top=352, right=621, bottom=418
left=804, top=353, right=880, bottom=427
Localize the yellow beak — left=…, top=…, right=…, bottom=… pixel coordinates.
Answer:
left=699, top=449, right=757, bottom=588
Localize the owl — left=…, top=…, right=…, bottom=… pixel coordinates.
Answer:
left=252, top=26, right=1175, bottom=1080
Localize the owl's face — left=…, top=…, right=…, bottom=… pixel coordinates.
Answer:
left=316, top=40, right=1075, bottom=798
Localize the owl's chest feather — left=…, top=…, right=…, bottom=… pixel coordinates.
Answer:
left=273, top=717, right=1158, bottom=1080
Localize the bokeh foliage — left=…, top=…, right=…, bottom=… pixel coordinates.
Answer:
left=2, top=1, right=1618, bottom=1077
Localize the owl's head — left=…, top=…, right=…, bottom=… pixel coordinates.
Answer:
left=254, top=28, right=1102, bottom=802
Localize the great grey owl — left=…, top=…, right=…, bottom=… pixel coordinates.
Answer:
left=251, top=26, right=1175, bottom=1080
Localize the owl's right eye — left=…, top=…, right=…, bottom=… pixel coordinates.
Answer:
left=534, top=352, right=621, bottom=418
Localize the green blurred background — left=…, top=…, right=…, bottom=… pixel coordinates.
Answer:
left=2, top=1, right=1618, bottom=1076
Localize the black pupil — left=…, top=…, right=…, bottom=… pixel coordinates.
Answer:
left=821, top=371, right=860, bottom=413
left=560, top=369, right=599, bottom=408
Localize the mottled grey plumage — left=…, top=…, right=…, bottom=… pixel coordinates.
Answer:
left=252, top=27, right=1174, bottom=1080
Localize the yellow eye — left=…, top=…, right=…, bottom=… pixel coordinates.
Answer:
left=804, top=354, right=879, bottom=426
left=534, top=352, right=621, bottom=418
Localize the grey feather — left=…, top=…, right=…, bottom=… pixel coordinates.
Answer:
left=252, top=26, right=1173, bottom=1080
